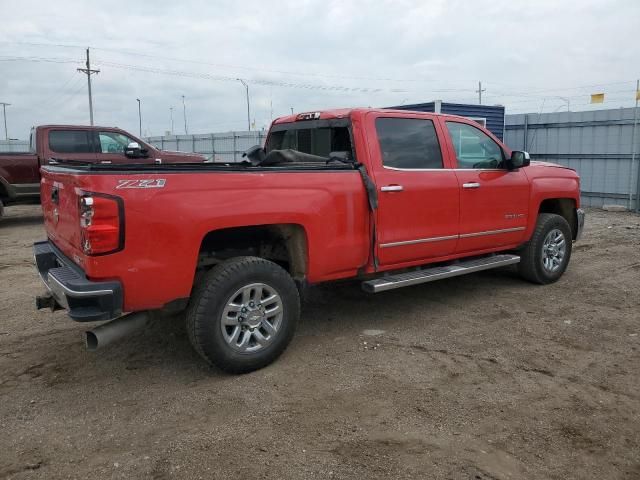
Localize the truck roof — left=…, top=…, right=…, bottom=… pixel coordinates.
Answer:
left=35, top=125, right=126, bottom=131
left=272, top=108, right=470, bottom=125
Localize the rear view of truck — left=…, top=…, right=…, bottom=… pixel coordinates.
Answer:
left=33, top=135, right=367, bottom=373
left=36, top=168, right=125, bottom=322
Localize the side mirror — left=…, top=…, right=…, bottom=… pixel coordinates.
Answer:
left=507, top=150, right=530, bottom=170
left=125, top=142, right=142, bottom=158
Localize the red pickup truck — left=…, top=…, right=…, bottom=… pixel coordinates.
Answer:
left=34, top=108, right=584, bottom=373
left=0, top=124, right=204, bottom=218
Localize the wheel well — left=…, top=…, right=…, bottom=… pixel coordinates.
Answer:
left=197, top=224, right=308, bottom=280
left=538, top=198, right=577, bottom=239
left=0, top=179, right=11, bottom=203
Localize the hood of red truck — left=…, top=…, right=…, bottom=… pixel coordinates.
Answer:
left=530, top=160, right=574, bottom=170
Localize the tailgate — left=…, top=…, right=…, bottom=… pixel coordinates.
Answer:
left=40, top=168, right=84, bottom=263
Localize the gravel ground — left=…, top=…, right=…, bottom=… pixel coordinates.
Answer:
left=1, top=204, right=639, bottom=479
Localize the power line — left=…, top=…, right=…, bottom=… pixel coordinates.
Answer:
left=4, top=41, right=638, bottom=95
left=38, top=74, right=85, bottom=111
left=0, top=55, right=81, bottom=65
left=2, top=52, right=637, bottom=102
left=44, top=81, right=86, bottom=114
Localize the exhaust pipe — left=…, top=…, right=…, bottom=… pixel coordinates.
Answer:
left=85, top=312, right=149, bottom=351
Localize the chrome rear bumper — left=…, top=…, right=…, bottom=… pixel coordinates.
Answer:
left=33, top=241, right=122, bottom=322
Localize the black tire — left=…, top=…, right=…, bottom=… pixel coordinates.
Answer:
left=518, top=213, right=573, bottom=284
left=186, top=256, right=300, bottom=373
left=0, top=199, right=4, bottom=220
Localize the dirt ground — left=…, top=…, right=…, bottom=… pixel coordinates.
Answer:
left=1, top=204, right=639, bottom=480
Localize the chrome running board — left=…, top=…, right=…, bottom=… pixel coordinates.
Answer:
left=362, top=254, right=521, bottom=293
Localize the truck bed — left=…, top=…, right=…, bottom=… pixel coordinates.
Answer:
left=39, top=161, right=371, bottom=312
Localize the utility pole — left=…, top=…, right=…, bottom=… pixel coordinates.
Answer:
left=169, top=107, right=174, bottom=135
left=77, top=48, right=100, bottom=125
left=181, top=95, right=188, bottom=134
left=236, top=79, right=251, bottom=131
left=476, top=81, right=486, bottom=105
left=0, top=102, right=9, bottom=140
left=136, top=98, right=142, bottom=137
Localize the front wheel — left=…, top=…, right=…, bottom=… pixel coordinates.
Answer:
left=186, top=257, right=300, bottom=373
left=518, top=213, right=573, bottom=284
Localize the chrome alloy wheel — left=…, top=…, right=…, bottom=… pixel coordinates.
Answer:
left=542, top=228, right=566, bottom=273
left=220, top=283, right=284, bottom=353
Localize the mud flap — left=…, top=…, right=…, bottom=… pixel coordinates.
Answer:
left=356, top=163, right=379, bottom=270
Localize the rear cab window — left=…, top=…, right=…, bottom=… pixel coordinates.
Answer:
left=266, top=119, right=353, bottom=161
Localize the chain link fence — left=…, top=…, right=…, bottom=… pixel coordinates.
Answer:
left=146, top=131, right=266, bottom=163
left=0, top=140, right=30, bottom=153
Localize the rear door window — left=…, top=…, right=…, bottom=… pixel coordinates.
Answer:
left=48, top=130, right=94, bottom=154
left=375, top=117, right=443, bottom=169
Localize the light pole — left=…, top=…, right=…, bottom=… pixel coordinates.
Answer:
left=182, top=95, right=188, bottom=134
left=169, top=106, right=174, bottom=135
left=0, top=102, right=9, bottom=140
left=136, top=98, right=142, bottom=137
left=236, top=79, right=251, bottom=131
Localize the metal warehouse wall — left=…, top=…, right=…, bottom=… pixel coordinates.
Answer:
left=387, top=102, right=506, bottom=140
left=504, top=107, right=639, bottom=208
left=146, top=131, right=266, bottom=163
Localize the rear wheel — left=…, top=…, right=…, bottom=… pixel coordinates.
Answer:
left=186, top=257, right=300, bottom=373
left=518, top=213, right=572, bottom=284
left=0, top=199, right=4, bottom=220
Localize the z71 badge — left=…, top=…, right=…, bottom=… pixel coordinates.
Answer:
left=116, top=179, right=166, bottom=189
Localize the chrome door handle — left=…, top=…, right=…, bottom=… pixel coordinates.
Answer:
left=380, top=185, right=404, bottom=192
left=462, top=182, right=480, bottom=189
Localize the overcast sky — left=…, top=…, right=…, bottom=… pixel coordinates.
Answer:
left=0, top=0, right=638, bottom=139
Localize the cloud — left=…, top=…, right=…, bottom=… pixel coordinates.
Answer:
left=0, top=0, right=638, bottom=139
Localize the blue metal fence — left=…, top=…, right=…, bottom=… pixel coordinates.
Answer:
left=504, top=107, right=639, bottom=208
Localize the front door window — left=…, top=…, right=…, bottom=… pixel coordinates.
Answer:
left=98, top=132, right=135, bottom=154
left=445, top=122, right=504, bottom=169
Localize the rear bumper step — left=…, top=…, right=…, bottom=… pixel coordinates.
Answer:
left=33, top=240, right=123, bottom=322
left=362, top=254, right=521, bottom=293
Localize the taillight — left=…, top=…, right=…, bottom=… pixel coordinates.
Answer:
left=79, top=193, right=124, bottom=255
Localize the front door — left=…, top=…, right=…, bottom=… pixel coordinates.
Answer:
left=94, top=131, right=150, bottom=164
left=368, top=114, right=460, bottom=267
left=441, top=120, right=530, bottom=253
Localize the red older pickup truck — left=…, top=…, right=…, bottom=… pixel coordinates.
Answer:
left=0, top=124, right=204, bottom=218
left=34, top=108, right=584, bottom=373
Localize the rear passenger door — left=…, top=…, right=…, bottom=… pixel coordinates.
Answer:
left=368, top=113, right=460, bottom=266
left=47, top=130, right=97, bottom=163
